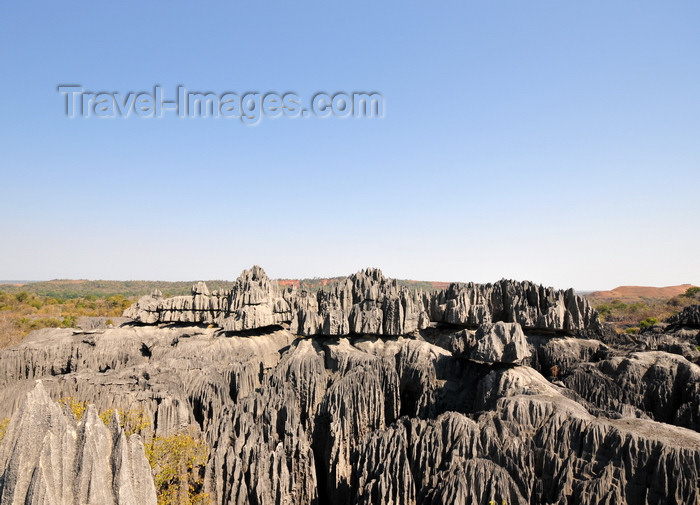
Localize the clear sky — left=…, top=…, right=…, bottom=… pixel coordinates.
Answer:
left=1, top=1, right=698, bottom=290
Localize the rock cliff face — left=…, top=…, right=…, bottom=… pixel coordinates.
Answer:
left=124, top=265, right=293, bottom=331
left=430, top=279, right=601, bottom=334
left=451, top=322, right=531, bottom=364
left=1, top=267, right=698, bottom=505
left=124, top=266, right=602, bottom=337
left=0, top=382, right=157, bottom=505
left=289, top=268, right=432, bottom=337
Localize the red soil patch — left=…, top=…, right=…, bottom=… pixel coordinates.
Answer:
left=589, top=284, right=696, bottom=302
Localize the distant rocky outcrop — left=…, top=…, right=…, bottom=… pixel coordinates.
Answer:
left=667, top=304, right=700, bottom=328
left=430, top=279, right=601, bottom=334
left=124, top=266, right=602, bottom=337
left=0, top=382, right=157, bottom=505
left=289, top=268, right=432, bottom=336
left=124, top=265, right=292, bottom=331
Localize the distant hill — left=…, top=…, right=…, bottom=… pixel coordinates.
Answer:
left=0, top=280, right=238, bottom=299
left=588, top=284, right=697, bottom=302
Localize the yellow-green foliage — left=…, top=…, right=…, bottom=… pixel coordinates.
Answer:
left=58, top=397, right=88, bottom=420
left=145, top=428, right=211, bottom=505
left=590, top=293, right=698, bottom=333
left=683, top=287, right=700, bottom=298
left=100, top=407, right=151, bottom=437
left=0, top=291, right=136, bottom=350
left=33, top=396, right=211, bottom=505
left=0, top=418, right=9, bottom=442
left=639, top=317, right=659, bottom=329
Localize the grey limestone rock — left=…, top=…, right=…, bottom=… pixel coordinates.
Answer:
left=430, top=279, right=602, bottom=334
left=352, top=366, right=700, bottom=505
left=451, top=321, right=531, bottom=364
left=2, top=267, right=697, bottom=505
left=123, top=265, right=293, bottom=331
left=561, top=350, right=700, bottom=430
left=667, top=304, right=700, bottom=328
left=291, top=268, right=432, bottom=337
left=0, top=382, right=157, bottom=505
left=124, top=266, right=603, bottom=338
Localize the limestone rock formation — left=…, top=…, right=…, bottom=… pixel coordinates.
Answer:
left=559, top=351, right=700, bottom=430
left=352, top=373, right=700, bottom=505
left=667, top=304, right=700, bottom=328
left=2, top=268, right=697, bottom=505
left=430, top=279, right=601, bottom=334
left=451, top=321, right=531, bottom=364
left=290, top=268, right=431, bottom=337
left=0, top=382, right=157, bottom=505
left=124, top=265, right=293, bottom=331
left=123, top=266, right=603, bottom=338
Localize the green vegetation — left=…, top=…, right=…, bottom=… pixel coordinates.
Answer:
left=146, top=428, right=211, bottom=505
left=589, top=290, right=699, bottom=334
left=0, top=280, right=237, bottom=299
left=639, top=317, right=659, bottom=329
left=59, top=399, right=151, bottom=438
left=56, top=397, right=207, bottom=505
left=0, top=291, right=136, bottom=350
left=683, top=286, right=700, bottom=298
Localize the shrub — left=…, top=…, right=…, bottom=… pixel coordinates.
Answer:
left=14, top=292, right=29, bottom=303
left=683, top=287, right=700, bottom=298
left=628, top=302, right=647, bottom=313
left=100, top=407, right=151, bottom=437
left=0, top=418, right=9, bottom=442
left=624, top=327, right=639, bottom=335
left=58, top=397, right=88, bottom=420
left=639, top=317, right=659, bottom=329
left=29, top=318, right=62, bottom=329
left=146, top=428, right=211, bottom=505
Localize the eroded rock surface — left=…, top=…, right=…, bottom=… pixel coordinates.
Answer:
left=667, top=304, right=700, bottom=328
left=451, top=321, right=531, bottom=364
left=1, top=270, right=698, bottom=505
left=0, top=382, right=157, bottom=505
left=124, top=265, right=293, bottom=331
left=124, top=266, right=603, bottom=338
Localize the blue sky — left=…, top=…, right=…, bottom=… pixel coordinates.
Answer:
left=1, top=1, right=698, bottom=290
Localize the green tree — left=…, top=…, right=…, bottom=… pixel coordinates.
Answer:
left=683, top=287, right=700, bottom=298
